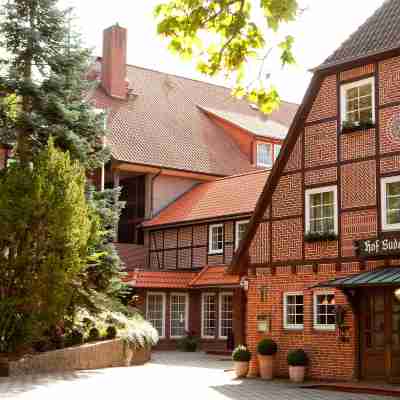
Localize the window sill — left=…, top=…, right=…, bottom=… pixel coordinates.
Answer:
left=341, top=124, right=375, bottom=134
left=208, top=251, right=223, bottom=255
left=313, top=325, right=336, bottom=332
left=284, top=326, right=304, bottom=331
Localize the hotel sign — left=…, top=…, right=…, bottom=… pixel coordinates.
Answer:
left=356, top=237, right=400, bottom=258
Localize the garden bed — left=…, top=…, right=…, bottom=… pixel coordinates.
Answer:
left=0, top=339, right=151, bottom=377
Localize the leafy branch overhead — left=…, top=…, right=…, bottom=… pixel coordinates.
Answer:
left=155, top=0, right=299, bottom=113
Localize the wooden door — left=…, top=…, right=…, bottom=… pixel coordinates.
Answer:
left=360, top=287, right=400, bottom=382
left=360, top=288, right=387, bottom=380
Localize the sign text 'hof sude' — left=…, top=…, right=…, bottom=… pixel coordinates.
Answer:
left=356, top=237, right=400, bottom=258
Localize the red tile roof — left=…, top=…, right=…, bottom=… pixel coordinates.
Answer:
left=189, top=265, right=240, bottom=287
left=125, top=265, right=240, bottom=289
left=91, top=63, right=297, bottom=177
left=142, top=169, right=270, bottom=228
left=125, top=270, right=198, bottom=289
left=114, top=243, right=146, bottom=271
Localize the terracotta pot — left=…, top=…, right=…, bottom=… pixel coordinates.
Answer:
left=234, top=361, right=249, bottom=378
left=289, top=366, right=305, bottom=383
left=124, top=345, right=133, bottom=367
left=258, top=354, right=274, bottom=380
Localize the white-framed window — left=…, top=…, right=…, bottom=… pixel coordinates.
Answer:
left=305, top=186, right=338, bottom=235
left=313, top=291, right=336, bottom=331
left=170, top=293, right=189, bottom=338
left=219, top=292, right=233, bottom=339
left=381, top=176, right=400, bottom=231
left=209, top=224, right=224, bottom=254
left=201, top=293, right=217, bottom=338
left=146, top=292, right=166, bottom=339
left=235, top=220, right=249, bottom=249
left=274, top=144, right=282, bottom=161
left=340, top=77, right=375, bottom=126
left=283, top=292, right=304, bottom=330
left=257, top=143, right=272, bottom=167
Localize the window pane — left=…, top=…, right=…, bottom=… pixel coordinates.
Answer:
left=311, top=193, right=321, bottom=206
left=360, top=96, right=372, bottom=108
left=220, top=294, right=233, bottom=338
left=347, top=87, right=358, bottom=99
left=347, top=98, right=358, bottom=111
left=202, top=294, right=216, bottom=337
left=323, top=205, right=334, bottom=218
left=257, top=144, right=272, bottom=167
left=388, top=197, right=400, bottom=210
left=388, top=182, right=400, bottom=196
left=322, top=191, right=333, bottom=204
left=311, top=206, right=321, bottom=219
left=147, top=294, right=164, bottom=337
left=315, top=293, right=336, bottom=328
left=360, top=109, right=372, bottom=122
left=359, top=83, right=372, bottom=97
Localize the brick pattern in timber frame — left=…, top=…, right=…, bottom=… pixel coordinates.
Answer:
left=146, top=216, right=250, bottom=270
left=244, top=56, right=400, bottom=381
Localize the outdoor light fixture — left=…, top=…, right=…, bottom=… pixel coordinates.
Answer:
left=240, top=277, right=249, bottom=291
left=257, top=314, right=270, bottom=333
left=394, top=288, right=400, bottom=302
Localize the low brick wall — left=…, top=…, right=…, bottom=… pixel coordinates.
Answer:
left=0, top=339, right=151, bottom=377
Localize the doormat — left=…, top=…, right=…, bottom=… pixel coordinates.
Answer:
left=303, top=384, right=400, bottom=398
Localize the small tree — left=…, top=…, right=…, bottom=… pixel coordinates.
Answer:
left=0, top=139, right=93, bottom=352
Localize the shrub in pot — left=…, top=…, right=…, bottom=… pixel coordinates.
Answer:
left=287, top=349, right=308, bottom=383
left=257, top=338, right=277, bottom=380
left=232, top=345, right=251, bottom=378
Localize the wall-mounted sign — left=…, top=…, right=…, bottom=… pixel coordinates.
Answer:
left=356, top=237, right=400, bottom=258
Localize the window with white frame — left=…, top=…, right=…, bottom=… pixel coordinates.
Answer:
left=146, top=293, right=166, bottom=338
left=235, top=220, right=249, bottom=249
left=274, top=144, right=282, bottom=161
left=314, top=292, right=336, bottom=330
left=305, top=186, right=338, bottom=235
left=201, top=293, right=217, bottom=338
left=381, top=176, right=400, bottom=231
left=340, top=77, right=375, bottom=127
left=283, top=292, right=304, bottom=330
left=209, top=224, right=224, bottom=254
left=257, top=143, right=272, bottom=167
left=170, top=293, right=188, bottom=338
left=219, top=292, right=233, bottom=339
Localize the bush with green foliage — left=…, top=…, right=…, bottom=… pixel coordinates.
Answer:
left=0, top=140, right=93, bottom=353
left=257, top=338, right=278, bottom=356
left=177, top=331, right=198, bottom=352
left=88, top=328, right=100, bottom=342
left=106, top=326, right=117, bottom=340
left=232, top=345, right=252, bottom=362
left=287, top=349, right=308, bottom=366
left=65, top=329, right=84, bottom=347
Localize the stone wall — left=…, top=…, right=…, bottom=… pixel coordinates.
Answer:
left=0, top=339, right=151, bottom=377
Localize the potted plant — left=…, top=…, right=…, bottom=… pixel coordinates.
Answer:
left=232, top=345, right=251, bottom=378
left=287, top=349, right=308, bottom=383
left=257, top=338, right=277, bottom=380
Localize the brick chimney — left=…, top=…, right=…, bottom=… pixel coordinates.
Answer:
left=102, top=24, right=127, bottom=99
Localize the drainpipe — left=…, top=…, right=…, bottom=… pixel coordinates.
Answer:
left=150, top=169, right=162, bottom=218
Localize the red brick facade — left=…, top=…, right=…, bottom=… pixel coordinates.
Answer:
left=241, top=55, right=400, bottom=382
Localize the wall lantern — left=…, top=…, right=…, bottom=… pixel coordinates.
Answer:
left=257, top=314, right=270, bottom=333
left=394, top=288, right=400, bottom=302
left=240, top=277, right=249, bottom=291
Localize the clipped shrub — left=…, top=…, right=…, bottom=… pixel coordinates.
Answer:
left=287, top=349, right=308, bottom=366
left=88, top=327, right=100, bottom=342
left=106, top=326, right=117, bottom=340
left=257, top=338, right=278, bottom=356
left=177, top=331, right=198, bottom=352
left=232, top=345, right=251, bottom=362
left=66, top=329, right=84, bottom=347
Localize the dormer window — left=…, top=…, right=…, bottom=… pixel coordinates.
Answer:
left=257, top=143, right=272, bottom=168
left=340, top=77, right=375, bottom=131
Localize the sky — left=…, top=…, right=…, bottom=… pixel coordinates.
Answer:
left=60, top=0, right=386, bottom=105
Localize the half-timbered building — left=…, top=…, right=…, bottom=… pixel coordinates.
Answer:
left=231, top=0, right=400, bottom=383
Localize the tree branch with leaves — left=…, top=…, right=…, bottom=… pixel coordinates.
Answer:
left=155, top=0, right=299, bottom=113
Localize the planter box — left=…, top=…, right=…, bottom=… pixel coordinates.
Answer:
left=0, top=339, right=151, bottom=377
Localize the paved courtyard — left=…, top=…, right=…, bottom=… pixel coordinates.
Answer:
left=0, top=351, right=389, bottom=400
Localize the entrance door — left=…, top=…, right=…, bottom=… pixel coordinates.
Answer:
left=360, top=288, right=400, bottom=382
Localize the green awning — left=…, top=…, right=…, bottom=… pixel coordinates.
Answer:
left=318, top=267, right=400, bottom=288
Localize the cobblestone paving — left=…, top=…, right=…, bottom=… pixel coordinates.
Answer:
left=0, top=351, right=388, bottom=400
